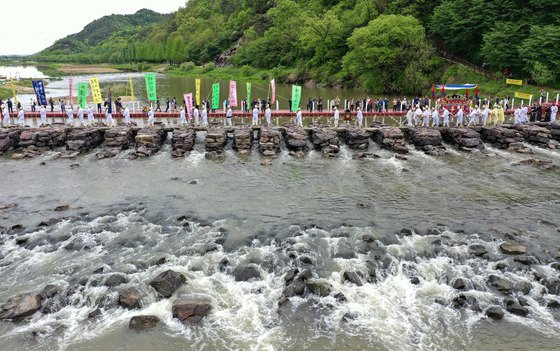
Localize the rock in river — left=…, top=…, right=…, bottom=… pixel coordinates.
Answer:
left=150, top=270, right=186, bottom=298
left=129, top=315, right=160, bottom=332
left=0, top=293, right=42, bottom=320
left=172, top=297, right=212, bottom=324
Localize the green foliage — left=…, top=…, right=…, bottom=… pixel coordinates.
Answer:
left=180, top=61, right=196, bottom=71
left=343, top=15, right=433, bottom=94
left=519, top=25, right=560, bottom=85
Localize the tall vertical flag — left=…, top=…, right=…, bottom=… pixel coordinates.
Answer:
left=474, top=85, right=479, bottom=100
left=184, top=93, right=193, bottom=118
left=145, top=73, right=157, bottom=101
left=229, top=80, right=237, bottom=107
left=465, top=89, right=469, bottom=100
left=431, top=84, right=436, bottom=100
left=291, top=85, right=302, bottom=112
left=211, top=83, right=220, bottom=109
left=270, top=79, right=276, bottom=104
left=129, top=75, right=135, bottom=101
left=10, top=78, right=18, bottom=104
left=195, top=78, right=201, bottom=106
left=32, top=80, right=47, bottom=106
left=107, top=89, right=112, bottom=114
left=441, top=85, right=446, bottom=99
left=77, top=82, right=88, bottom=109
left=246, top=82, right=251, bottom=106
left=69, top=78, right=73, bottom=105
left=89, top=78, right=103, bottom=104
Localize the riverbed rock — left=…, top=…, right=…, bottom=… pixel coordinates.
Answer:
left=311, top=128, right=340, bottom=157
left=101, top=127, right=135, bottom=158
left=284, top=127, right=309, bottom=152
left=40, top=285, right=59, bottom=299
left=118, top=287, right=141, bottom=309
left=371, top=127, right=409, bottom=154
left=150, top=270, right=186, bottom=298
left=259, top=128, right=281, bottom=155
left=171, top=128, right=196, bottom=157
left=305, top=279, right=333, bottom=297
left=232, top=264, right=262, bottom=282
left=104, top=274, right=128, bottom=287
left=342, top=128, right=370, bottom=149
left=514, top=281, right=533, bottom=295
left=66, top=128, right=104, bottom=154
left=129, top=315, right=160, bottom=332
left=440, top=127, right=484, bottom=151
left=504, top=298, right=529, bottom=317
left=479, top=126, right=525, bottom=150
left=468, top=244, right=488, bottom=257
left=452, top=278, right=468, bottom=290
left=515, top=159, right=556, bottom=170
left=402, top=127, right=443, bottom=153
left=0, top=293, right=42, bottom=320
left=343, top=271, right=363, bottom=286
left=233, top=127, right=254, bottom=153
left=485, top=306, right=504, bottom=320
left=172, top=297, right=212, bottom=324
left=205, top=128, right=227, bottom=153
left=487, top=275, right=512, bottom=294
left=499, top=242, right=527, bottom=255
left=132, top=127, right=166, bottom=157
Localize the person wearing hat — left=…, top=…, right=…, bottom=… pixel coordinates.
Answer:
left=265, top=104, right=272, bottom=126
left=442, top=107, right=450, bottom=127
left=105, top=107, right=113, bottom=126
left=179, top=106, right=186, bottom=126
left=456, top=106, right=464, bottom=127
left=414, top=105, right=422, bottom=125
left=87, top=106, right=95, bottom=125
left=431, top=107, right=439, bottom=127
left=66, top=105, right=74, bottom=126
left=356, top=106, right=364, bottom=127
left=481, top=104, right=490, bottom=126
left=77, top=105, right=84, bottom=126
left=296, top=108, right=303, bottom=127
left=124, top=106, right=131, bottom=125
left=193, top=104, right=200, bottom=125
left=147, top=107, right=155, bottom=126
left=226, top=106, right=233, bottom=126
left=422, top=106, right=430, bottom=127
left=551, top=104, right=558, bottom=123
left=491, top=104, right=499, bottom=125
left=2, top=105, right=10, bottom=126
left=252, top=105, right=259, bottom=126
left=202, top=105, right=208, bottom=126
left=39, top=105, right=47, bottom=126
left=17, top=107, right=25, bottom=126
left=333, top=106, right=340, bottom=127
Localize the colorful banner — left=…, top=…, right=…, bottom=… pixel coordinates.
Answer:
left=129, top=75, right=135, bottom=101
left=107, top=89, right=112, bottom=114
left=195, top=78, right=201, bottom=106
left=10, top=78, right=18, bottom=103
left=270, top=79, right=276, bottom=104
left=77, top=82, right=88, bottom=109
left=211, top=83, right=220, bottom=109
left=291, top=85, right=301, bottom=112
left=431, top=84, right=436, bottom=100
left=229, top=80, right=237, bottom=107
left=246, top=82, right=251, bottom=107
left=515, top=92, right=532, bottom=100
left=465, top=89, right=469, bottom=100
left=89, top=78, right=103, bottom=104
left=32, top=80, right=48, bottom=106
left=441, top=85, right=446, bottom=98
left=184, top=93, right=193, bottom=118
left=474, top=85, right=479, bottom=100
left=145, top=73, right=157, bottom=101
left=506, top=79, right=523, bottom=86
left=69, top=78, right=73, bottom=106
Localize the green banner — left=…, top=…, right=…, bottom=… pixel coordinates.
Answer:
left=247, top=82, right=251, bottom=108
left=212, top=83, right=220, bottom=109
left=77, top=82, right=88, bottom=109
left=145, top=73, right=157, bottom=101
left=291, top=85, right=301, bottom=112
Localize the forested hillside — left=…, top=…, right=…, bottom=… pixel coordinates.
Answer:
left=35, top=0, right=560, bottom=93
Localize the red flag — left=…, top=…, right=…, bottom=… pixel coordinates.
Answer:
left=184, top=93, right=193, bottom=118
left=431, top=84, right=436, bottom=100
left=441, top=85, right=446, bottom=99
left=229, top=81, right=237, bottom=107
left=270, top=79, right=276, bottom=104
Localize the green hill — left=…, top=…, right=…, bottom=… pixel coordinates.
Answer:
left=33, top=1, right=560, bottom=94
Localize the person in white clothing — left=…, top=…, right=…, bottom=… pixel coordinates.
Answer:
left=147, top=108, right=155, bottom=126
left=193, top=106, right=200, bottom=125
left=551, top=104, right=558, bottom=123
left=422, top=107, right=430, bottom=127
left=442, top=107, right=450, bottom=127
left=123, top=106, right=131, bottom=125
left=521, top=105, right=528, bottom=123
left=252, top=107, right=259, bottom=126
left=414, top=105, right=422, bottom=125
left=406, top=108, right=413, bottom=126
left=40, top=105, right=47, bottom=126
left=456, top=107, right=464, bottom=127
left=265, top=105, right=272, bottom=126
left=431, top=107, right=439, bottom=127
left=226, top=107, right=233, bottom=126
left=17, top=108, right=25, bottom=126
left=468, top=108, right=478, bottom=126
left=105, top=110, right=113, bottom=126
left=481, top=105, right=490, bottom=126
left=179, top=107, right=186, bottom=126
left=356, top=107, right=363, bottom=127
left=514, top=106, right=521, bottom=125
left=2, top=107, right=10, bottom=126
left=202, top=107, right=208, bottom=126
left=77, top=106, right=84, bottom=126
left=66, top=107, right=74, bottom=126
left=87, top=106, right=95, bottom=125
left=333, top=107, right=340, bottom=127
left=296, top=108, right=303, bottom=127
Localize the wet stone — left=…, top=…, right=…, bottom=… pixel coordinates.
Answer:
left=172, top=298, right=212, bottom=324
left=129, top=315, right=160, bottom=332
left=485, top=306, right=504, bottom=320
left=150, top=270, right=186, bottom=298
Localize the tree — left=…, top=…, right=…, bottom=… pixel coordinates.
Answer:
left=519, top=25, right=560, bottom=85
left=480, top=22, right=528, bottom=74
left=343, top=14, right=433, bottom=94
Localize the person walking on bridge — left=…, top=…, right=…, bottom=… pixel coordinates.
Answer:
left=7, top=99, right=13, bottom=114
left=551, top=104, right=558, bottom=123
left=226, top=106, right=233, bottom=126
left=333, top=107, right=340, bottom=127
left=296, top=108, right=303, bottom=127
left=49, top=97, right=54, bottom=112
left=87, top=106, right=95, bottom=125
left=202, top=106, right=208, bottom=126
left=60, top=100, right=66, bottom=113
left=252, top=106, right=259, bottom=126
left=179, top=107, right=186, bottom=126
left=40, top=105, right=47, bottom=126
left=193, top=105, right=200, bottom=125
left=66, top=106, right=74, bottom=126
left=356, top=107, right=364, bottom=127
left=147, top=107, right=155, bottom=126
left=265, top=105, right=272, bottom=126
left=77, top=106, right=84, bottom=126
left=2, top=106, right=10, bottom=126
left=17, top=108, right=25, bottom=126
left=124, top=106, right=131, bottom=125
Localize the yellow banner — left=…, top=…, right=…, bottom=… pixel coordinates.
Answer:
left=514, top=92, right=532, bottom=100
left=506, top=79, right=523, bottom=86
left=89, top=78, right=103, bottom=104
left=195, top=78, right=201, bottom=106
left=10, top=78, right=18, bottom=103
left=129, top=76, right=135, bottom=101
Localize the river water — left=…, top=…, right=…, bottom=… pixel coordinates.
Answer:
left=1, top=133, right=560, bottom=350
